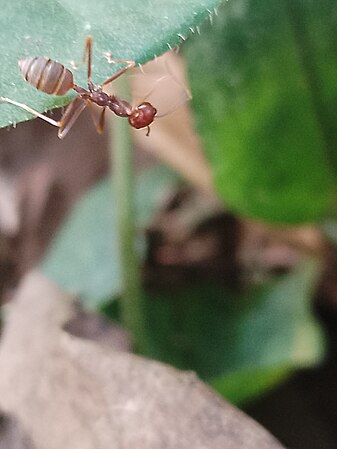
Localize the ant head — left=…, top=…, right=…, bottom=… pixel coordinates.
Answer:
left=128, top=102, right=157, bottom=130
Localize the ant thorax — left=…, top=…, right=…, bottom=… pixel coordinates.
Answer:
left=108, top=97, right=132, bottom=118
left=90, top=90, right=110, bottom=107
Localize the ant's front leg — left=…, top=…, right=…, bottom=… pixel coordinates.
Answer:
left=102, top=52, right=135, bottom=87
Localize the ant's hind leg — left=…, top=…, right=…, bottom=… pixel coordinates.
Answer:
left=0, top=97, right=60, bottom=128
left=87, top=102, right=106, bottom=134
left=58, top=97, right=87, bottom=139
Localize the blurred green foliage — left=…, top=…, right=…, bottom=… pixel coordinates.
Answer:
left=134, top=260, right=324, bottom=404
left=42, top=166, right=179, bottom=307
left=185, top=0, right=337, bottom=223
left=43, top=164, right=325, bottom=404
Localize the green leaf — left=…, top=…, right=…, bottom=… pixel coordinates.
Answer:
left=185, top=0, right=337, bottom=223
left=0, top=0, right=223, bottom=128
left=211, top=365, right=291, bottom=405
left=138, top=260, right=325, bottom=404
left=41, top=166, right=178, bottom=308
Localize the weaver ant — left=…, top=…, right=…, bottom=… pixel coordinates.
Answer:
left=0, top=36, right=157, bottom=138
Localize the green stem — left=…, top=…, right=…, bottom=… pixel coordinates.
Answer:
left=109, top=75, right=145, bottom=351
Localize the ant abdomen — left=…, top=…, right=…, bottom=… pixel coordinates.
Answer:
left=18, top=57, right=74, bottom=96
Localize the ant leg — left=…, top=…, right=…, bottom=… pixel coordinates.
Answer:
left=58, top=97, right=87, bottom=138
left=151, top=59, right=192, bottom=118
left=96, top=107, right=106, bottom=133
left=104, top=53, right=135, bottom=67
left=69, top=36, right=92, bottom=74
left=83, top=35, right=93, bottom=81
left=0, top=96, right=60, bottom=128
left=0, top=96, right=86, bottom=138
left=135, top=75, right=169, bottom=106
left=82, top=36, right=134, bottom=86
left=86, top=102, right=106, bottom=134
left=101, top=59, right=135, bottom=86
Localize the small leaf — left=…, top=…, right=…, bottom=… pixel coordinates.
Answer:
left=211, top=365, right=290, bottom=405
left=41, top=166, right=178, bottom=308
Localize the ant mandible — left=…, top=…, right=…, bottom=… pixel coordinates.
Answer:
left=0, top=36, right=157, bottom=138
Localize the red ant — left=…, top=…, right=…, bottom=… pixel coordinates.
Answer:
left=0, top=36, right=157, bottom=138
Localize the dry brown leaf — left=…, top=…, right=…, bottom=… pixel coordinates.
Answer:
left=0, top=271, right=285, bottom=449
left=131, top=52, right=214, bottom=193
